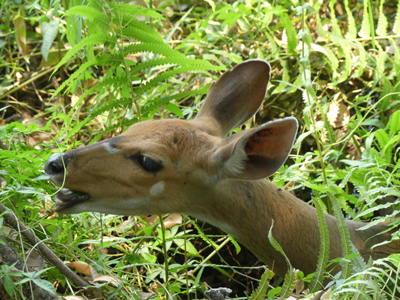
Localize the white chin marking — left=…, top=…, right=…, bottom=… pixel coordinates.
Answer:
left=150, top=181, right=165, bottom=196
left=103, top=142, right=120, bottom=154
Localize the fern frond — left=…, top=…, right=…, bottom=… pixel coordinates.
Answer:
left=65, top=6, right=110, bottom=29
left=268, top=220, right=291, bottom=269
left=124, top=43, right=187, bottom=59
left=53, top=54, right=124, bottom=98
left=376, top=0, right=388, bottom=36
left=109, top=2, right=165, bottom=20
left=280, top=269, right=296, bottom=298
left=143, top=85, right=210, bottom=117
left=129, top=57, right=214, bottom=77
left=249, top=268, right=274, bottom=300
left=358, top=0, right=371, bottom=38
left=328, top=0, right=342, bottom=36
left=343, top=0, right=357, bottom=39
left=394, top=0, right=400, bottom=34
left=91, top=97, right=133, bottom=117
left=389, top=110, right=400, bottom=137
left=121, top=27, right=165, bottom=44
left=52, top=34, right=117, bottom=76
left=138, top=65, right=221, bottom=95
left=309, top=196, right=330, bottom=292
left=121, top=18, right=164, bottom=41
left=64, top=97, right=133, bottom=142
left=327, top=191, right=366, bottom=277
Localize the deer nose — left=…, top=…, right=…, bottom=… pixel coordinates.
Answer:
left=45, top=153, right=68, bottom=176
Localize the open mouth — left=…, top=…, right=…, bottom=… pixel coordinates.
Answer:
left=54, top=188, right=91, bottom=211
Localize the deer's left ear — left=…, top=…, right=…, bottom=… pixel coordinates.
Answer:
left=210, top=117, right=298, bottom=181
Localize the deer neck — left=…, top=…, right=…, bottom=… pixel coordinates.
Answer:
left=186, top=179, right=323, bottom=277
left=185, top=179, right=399, bottom=278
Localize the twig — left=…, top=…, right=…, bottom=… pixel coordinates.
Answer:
left=0, top=203, right=89, bottom=288
left=0, top=238, right=62, bottom=300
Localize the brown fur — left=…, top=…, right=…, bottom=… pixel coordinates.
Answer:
left=45, top=60, right=400, bottom=279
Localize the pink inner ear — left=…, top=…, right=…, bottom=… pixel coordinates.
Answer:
left=244, top=127, right=274, bottom=155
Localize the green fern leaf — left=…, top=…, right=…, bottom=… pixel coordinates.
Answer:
left=374, top=129, right=389, bottom=150
left=376, top=0, right=388, bottom=36
left=388, top=110, right=400, bottom=137
left=138, top=65, right=221, bottom=95
left=109, top=2, right=165, bottom=20
left=344, top=0, right=357, bottom=39
left=328, top=0, right=342, bottom=36
left=280, top=269, right=296, bottom=298
left=52, top=33, right=117, bottom=76
left=120, top=18, right=164, bottom=42
left=309, top=197, right=330, bottom=292
left=53, top=54, right=125, bottom=97
left=327, top=191, right=366, bottom=277
left=64, top=96, right=133, bottom=141
left=124, top=43, right=187, bottom=60
left=65, top=6, right=110, bottom=29
left=358, top=0, right=371, bottom=38
left=129, top=57, right=214, bottom=77
left=394, top=0, right=400, bottom=34
left=268, top=220, right=291, bottom=269
left=143, top=85, right=211, bottom=117
left=121, top=27, right=165, bottom=44
left=249, top=268, right=274, bottom=300
left=66, top=13, right=81, bottom=46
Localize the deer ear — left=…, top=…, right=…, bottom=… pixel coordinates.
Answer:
left=211, top=117, right=298, bottom=181
left=195, top=59, right=270, bottom=137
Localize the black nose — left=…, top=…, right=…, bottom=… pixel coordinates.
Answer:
left=45, top=153, right=68, bottom=175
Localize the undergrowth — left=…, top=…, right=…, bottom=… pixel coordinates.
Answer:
left=0, top=0, right=399, bottom=299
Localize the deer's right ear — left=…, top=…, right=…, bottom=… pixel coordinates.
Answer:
left=194, top=60, right=270, bottom=137
left=209, top=117, right=298, bottom=181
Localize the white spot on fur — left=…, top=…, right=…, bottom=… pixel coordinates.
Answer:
left=150, top=181, right=165, bottom=196
left=103, top=142, right=120, bottom=154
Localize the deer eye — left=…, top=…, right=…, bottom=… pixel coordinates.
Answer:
left=132, top=155, right=163, bottom=173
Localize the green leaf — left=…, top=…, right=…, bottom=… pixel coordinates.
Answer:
left=388, top=110, right=400, bottom=136
left=4, top=275, right=14, bottom=296
left=268, top=220, right=292, bottom=270
left=309, top=197, right=330, bottom=292
left=173, top=239, right=199, bottom=256
left=164, top=103, right=184, bottom=118
left=249, top=268, right=274, bottom=300
left=374, top=129, right=389, bottom=150
left=376, top=0, right=388, bottom=36
left=41, top=20, right=59, bottom=61
left=394, top=0, right=400, bottom=34
left=280, top=13, right=297, bottom=54
left=344, top=0, right=357, bottom=39
left=65, top=6, right=109, bottom=29
left=358, top=0, right=371, bottom=38
left=280, top=269, right=296, bottom=298
left=32, top=279, right=57, bottom=295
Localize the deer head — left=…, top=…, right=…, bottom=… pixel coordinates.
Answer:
left=45, top=60, right=297, bottom=216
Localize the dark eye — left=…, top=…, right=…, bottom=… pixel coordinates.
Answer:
left=133, top=155, right=163, bottom=173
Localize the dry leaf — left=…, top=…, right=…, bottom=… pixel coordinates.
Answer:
left=163, top=213, right=182, bottom=229
left=321, top=289, right=332, bottom=299
left=93, top=274, right=120, bottom=287
left=65, top=261, right=92, bottom=276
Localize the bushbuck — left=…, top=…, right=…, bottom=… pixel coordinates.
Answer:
left=45, top=60, right=400, bottom=279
